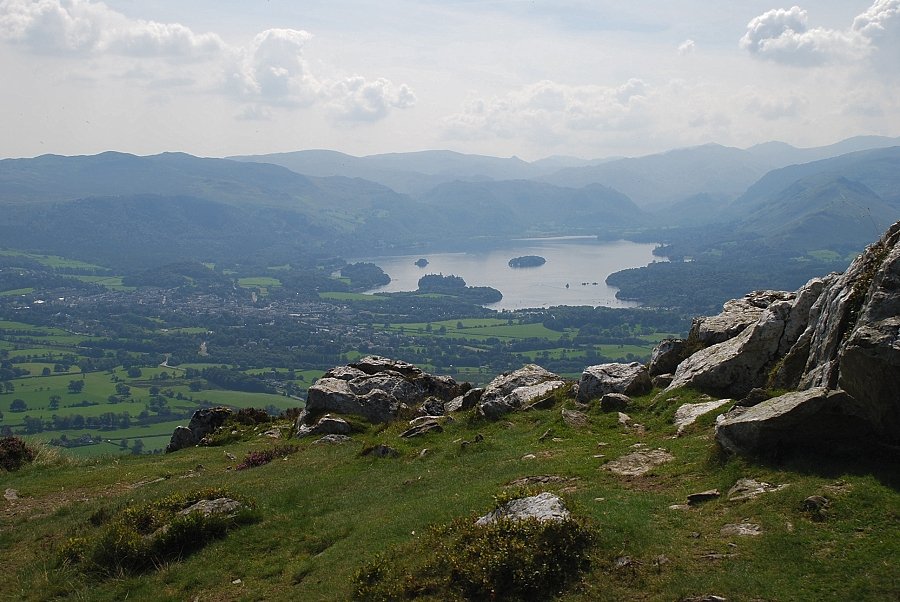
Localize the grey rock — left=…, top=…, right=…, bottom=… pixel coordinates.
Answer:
left=736, top=388, right=769, bottom=408
left=561, top=408, right=588, bottom=428
left=649, top=338, right=687, bottom=376
left=409, top=415, right=451, bottom=427
left=301, top=356, right=466, bottom=425
left=687, top=489, right=720, bottom=505
left=726, top=478, right=784, bottom=502
left=165, top=406, right=234, bottom=453
left=445, top=387, right=483, bottom=413
left=720, top=522, right=762, bottom=537
left=690, top=290, right=794, bottom=347
left=599, top=393, right=631, bottom=412
left=165, top=426, right=197, bottom=453
left=576, top=362, right=651, bottom=402
left=673, top=399, right=732, bottom=435
left=475, top=492, right=570, bottom=526
left=4, top=488, right=19, bottom=501
left=714, top=387, right=875, bottom=455
left=419, top=397, right=446, bottom=417
left=361, top=443, right=400, bottom=458
left=179, top=497, right=242, bottom=517
left=477, top=365, right=565, bottom=419
left=313, top=434, right=351, bottom=444
left=603, top=448, right=674, bottom=476
left=400, top=421, right=443, bottom=438
left=802, top=495, right=829, bottom=512
left=296, top=414, right=352, bottom=438
left=652, top=373, right=674, bottom=388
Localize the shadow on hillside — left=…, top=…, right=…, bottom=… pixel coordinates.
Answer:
left=760, top=443, right=900, bottom=490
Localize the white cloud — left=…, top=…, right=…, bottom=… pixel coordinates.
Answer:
left=740, top=1, right=900, bottom=71
left=678, top=39, right=696, bottom=55
left=0, top=0, right=415, bottom=123
left=744, top=93, right=809, bottom=120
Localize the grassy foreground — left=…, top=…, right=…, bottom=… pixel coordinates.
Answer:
left=2, top=387, right=898, bottom=601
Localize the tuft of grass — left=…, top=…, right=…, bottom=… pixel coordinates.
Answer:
left=354, top=514, right=594, bottom=601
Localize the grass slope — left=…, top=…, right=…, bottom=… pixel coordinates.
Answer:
left=2, top=387, right=898, bottom=601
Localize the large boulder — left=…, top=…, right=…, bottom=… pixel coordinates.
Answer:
left=299, top=356, right=466, bottom=425
left=475, top=492, right=570, bottom=525
left=477, top=365, right=566, bottom=419
left=575, top=362, right=651, bottom=403
left=648, top=338, right=688, bottom=376
left=689, top=290, right=794, bottom=347
left=165, top=406, right=233, bottom=453
left=715, top=387, right=875, bottom=456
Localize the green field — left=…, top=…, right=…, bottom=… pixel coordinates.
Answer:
left=0, top=249, right=105, bottom=270
left=319, top=292, right=382, bottom=302
left=384, top=318, right=575, bottom=342
left=0, top=288, right=34, bottom=296
left=237, top=276, right=282, bottom=288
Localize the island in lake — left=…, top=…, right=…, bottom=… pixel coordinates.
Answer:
left=508, top=255, right=546, bottom=268
left=415, top=258, right=429, bottom=267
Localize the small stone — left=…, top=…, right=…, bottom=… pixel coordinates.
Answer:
left=603, top=448, right=674, bottom=477
left=617, top=412, right=633, bottom=427
left=521, top=453, right=537, bottom=460
left=720, top=523, right=762, bottom=537
left=669, top=504, right=690, bottom=511
left=399, top=421, right=443, bottom=438
left=600, top=393, right=631, bottom=412
left=361, top=444, right=399, bottom=458
left=561, top=408, right=588, bottom=428
left=551, top=437, right=565, bottom=442
left=224, top=452, right=236, bottom=460
left=726, top=478, right=785, bottom=502
left=802, top=495, right=829, bottom=512
left=418, top=448, right=429, bottom=458
left=538, top=428, right=553, bottom=442
left=594, top=497, right=606, bottom=502
left=473, top=433, right=484, bottom=443
left=313, top=434, right=351, bottom=444
left=593, top=454, right=605, bottom=458
left=4, top=488, right=19, bottom=501
left=232, top=579, right=242, bottom=585
left=687, top=489, right=721, bottom=505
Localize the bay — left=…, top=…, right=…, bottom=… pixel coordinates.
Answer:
left=360, top=238, right=665, bottom=310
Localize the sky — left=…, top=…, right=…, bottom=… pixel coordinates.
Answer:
left=1, top=0, right=898, bottom=161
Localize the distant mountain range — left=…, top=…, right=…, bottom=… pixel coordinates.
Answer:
left=1, top=136, right=898, bottom=270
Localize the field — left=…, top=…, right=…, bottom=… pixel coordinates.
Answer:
left=2, top=386, right=897, bottom=601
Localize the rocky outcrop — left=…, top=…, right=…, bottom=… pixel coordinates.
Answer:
left=165, top=407, right=233, bottom=453
left=576, top=362, right=651, bottom=402
left=477, top=365, right=566, bottom=419
left=296, top=414, right=352, bottom=438
left=648, top=338, right=687, bottom=376
left=298, top=356, right=467, bottom=426
left=664, top=221, right=900, bottom=453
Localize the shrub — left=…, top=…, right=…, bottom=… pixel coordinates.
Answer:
left=233, top=407, right=272, bottom=425
left=354, top=514, right=594, bottom=601
left=60, top=488, right=259, bottom=577
left=0, top=436, right=36, bottom=471
left=236, top=444, right=300, bottom=470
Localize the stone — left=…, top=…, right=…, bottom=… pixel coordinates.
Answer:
left=599, top=393, right=631, bottom=412
left=399, top=421, right=443, bottom=438
left=165, top=407, right=234, bottom=453
left=506, top=475, right=575, bottom=487
left=667, top=301, right=793, bottom=398
left=313, top=434, right=351, bottom=444
left=720, top=523, right=762, bottom=537
left=475, top=492, right=570, bottom=526
left=296, top=414, right=352, bottom=438
left=603, top=448, right=674, bottom=476
left=649, top=338, right=688, bottom=376
left=690, top=290, right=793, bottom=347
left=802, top=495, right=829, bottom=512
left=673, top=399, right=732, bottom=435
left=4, top=488, right=19, bottom=501
left=165, top=426, right=196, bottom=453
left=408, top=415, right=451, bottom=427
left=736, top=388, right=769, bottom=408
left=561, top=408, right=588, bottom=428
left=617, top=412, right=633, bottom=427
left=726, top=478, right=784, bottom=502
left=681, top=596, right=727, bottom=602
left=576, top=362, right=651, bottom=402
left=418, top=397, right=446, bottom=417
left=687, top=490, right=720, bottom=505
left=446, top=387, right=483, bottom=412
left=300, top=356, right=466, bottom=425
left=476, top=365, right=566, bottom=419
left=652, top=373, right=674, bottom=388
left=361, top=444, right=400, bottom=458
left=179, top=497, right=242, bottom=517
left=715, top=387, right=875, bottom=456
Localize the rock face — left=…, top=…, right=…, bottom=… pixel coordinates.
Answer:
left=667, top=221, right=900, bottom=453
left=165, top=407, right=233, bottom=453
left=673, top=399, right=732, bottom=435
left=576, top=363, right=651, bottom=403
left=299, top=356, right=466, bottom=425
left=475, top=492, right=570, bottom=525
left=477, top=365, right=566, bottom=419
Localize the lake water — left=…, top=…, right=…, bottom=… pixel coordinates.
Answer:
left=360, top=238, right=665, bottom=310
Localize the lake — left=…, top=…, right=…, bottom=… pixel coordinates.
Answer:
left=359, top=237, right=665, bottom=310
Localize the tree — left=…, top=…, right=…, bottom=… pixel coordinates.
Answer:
left=131, top=439, right=144, bottom=455
left=10, top=399, right=27, bottom=412
left=126, top=366, right=142, bottom=378
left=67, top=380, right=85, bottom=394
left=2, top=382, right=13, bottom=394
left=115, top=383, right=131, bottom=397
left=48, top=395, right=60, bottom=410
left=41, top=367, right=51, bottom=376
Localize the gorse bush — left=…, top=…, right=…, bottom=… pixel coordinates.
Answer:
left=354, top=514, right=594, bottom=601
left=0, top=435, right=35, bottom=471
left=60, top=488, right=259, bottom=577
left=236, top=444, right=300, bottom=470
